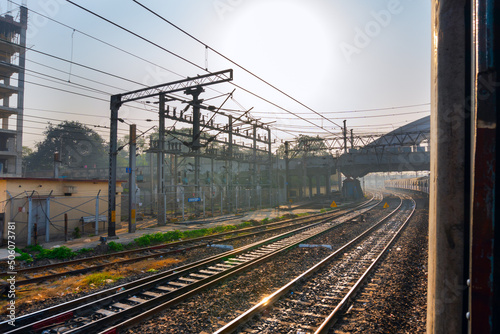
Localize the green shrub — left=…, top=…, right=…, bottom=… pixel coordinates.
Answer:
left=150, top=232, right=164, bottom=243
left=73, top=227, right=81, bottom=239
left=134, top=234, right=152, bottom=247
left=15, top=250, right=33, bottom=263
left=37, top=246, right=76, bottom=260
left=26, top=244, right=43, bottom=253
left=77, top=248, right=92, bottom=255
left=108, top=241, right=124, bottom=252
left=162, top=230, right=182, bottom=242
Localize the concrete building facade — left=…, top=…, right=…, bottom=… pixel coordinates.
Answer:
left=0, top=5, right=26, bottom=177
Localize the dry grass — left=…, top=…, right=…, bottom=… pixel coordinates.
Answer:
left=1, top=257, right=181, bottom=311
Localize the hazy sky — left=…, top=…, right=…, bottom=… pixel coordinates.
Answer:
left=2, top=0, right=431, bottom=149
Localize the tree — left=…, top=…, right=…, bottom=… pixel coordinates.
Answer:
left=22, top=146, right=33, bottom=158
left=275, top=135, right=330, bottom=159
left=25, top=121, right=108, bottom=172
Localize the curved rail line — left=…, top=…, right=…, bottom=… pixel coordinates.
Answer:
left=213, top=193, right=415, bottom=334
left=1, top=194, right=384, bottom=334
left=1, top=197, right=375, bottom=286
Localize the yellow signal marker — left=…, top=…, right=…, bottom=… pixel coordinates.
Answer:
left=330, top=201, right=337, bottom=208
left=383, top=202, right=389, bottom=208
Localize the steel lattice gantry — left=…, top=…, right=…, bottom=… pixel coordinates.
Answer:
left=107, top=69, right=233, bottom=237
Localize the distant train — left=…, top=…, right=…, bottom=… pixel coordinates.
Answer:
left=384, top=176, right=429, bottom=194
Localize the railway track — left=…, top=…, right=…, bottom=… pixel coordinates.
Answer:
left=1, top=197, right=376, bottom=286
left=1, top=194, right=384, bottom=334
left=213, top=193, right=415, bottom=334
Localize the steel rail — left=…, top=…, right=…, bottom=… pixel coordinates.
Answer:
left=213, top=194, right=405, bottom=334
left=0, top=197, right=374, bottom=285
left=94, top=200, right=382, bottom=334
left=2, top=196, right=380, bottom=333
left=314, top=195, right=416, bottom=333
left=2, top=195, right=381, bottom=334
left=1, top=221, right=324, bottom=333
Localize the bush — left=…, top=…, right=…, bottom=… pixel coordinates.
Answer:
left=37, top=246, right=76, bottom=260
left=150, top=232, right=165, bottom=243
left=162, top=230, right=182, bottom=242
left=134, top=234, right=152, bottom=247
left=15, top=248, right=33, bottom=263
left=26, top=244, right=43, bottom=253
left=77, top=248, right=92, bottom=255
left=108, top=241, right=124, bottom=252
left=73, top=227, right=81, bottom=239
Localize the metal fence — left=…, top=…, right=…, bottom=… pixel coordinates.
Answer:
left=3, top=186, right=286, bottom=246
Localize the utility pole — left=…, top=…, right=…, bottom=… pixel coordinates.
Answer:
left=268, top=128, right=272, bottom=207
left=108, top=95, right=120, bottom=238
left=228, top=115, right=233, bottom=213
left=350, top=129, right=354, bottom=149
left=128, top=124, right=136, bottom=233
left=285, top=141, right=289, bottom=204
left=343, top=120, right=347, bottom=154
left=252, top=123, right=257, bottom=209
left=174, top=154, right=178, bottom=215
left=149, top=136, right=154, bottom=215
left=210, top=156, right=214, bottom=216
left=157, top=95, right=166, bottom=226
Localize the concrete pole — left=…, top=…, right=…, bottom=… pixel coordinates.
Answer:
left=428, top=1, right=468, bottom=333
left=228, top=115, right=233, bottom=213
left=343, top=120, right=347, bottom=154
left=284, top=141, right=289, bottom=203
left=181, top=186, right=185, bottom=221
left=210, top=157, right=214, bottom=216
left=253, top=124, right=257, bottom=208
left=27, top=196, right=32, bottom=245
left=128, top=124, right=137, bottom=233
left=174, top=154, right=178, bottom=215
left=268, top=128, right=272, bottom=207
left=157, top=95, right=166, bottom=226
left=108, top=95, right=120, bottom=238
left=95, top=190, right=100, bottom=236
left=45, top=197, right=50, bottom=242
left=149, top=138, right=154, bottom=215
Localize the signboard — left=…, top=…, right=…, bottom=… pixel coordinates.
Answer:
left=188, top=197, right=201, bottom=202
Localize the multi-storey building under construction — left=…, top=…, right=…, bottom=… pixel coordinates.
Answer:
left=0, top=5, right=26, bottom=176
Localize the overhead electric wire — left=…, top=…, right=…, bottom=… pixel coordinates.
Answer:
left=22, top=115, right=130, bottom=134
left=64, top=0, right=202, bottom=72
left=62, top=0, right=338, bottom=136
left=27, top=58, right=129, bottom=92
left=250, top=102, right=431, bottom=115
left=9, top=0, right=184, bottom=79
left=255, top=110, right=430, bottom=120
left=0, top=39, right=145, bottom=87
left=23, top=71, right=111, bottom=96
left=14, top=0, right=252, bottom=113
left=131, top=0, right=343, bottom=130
